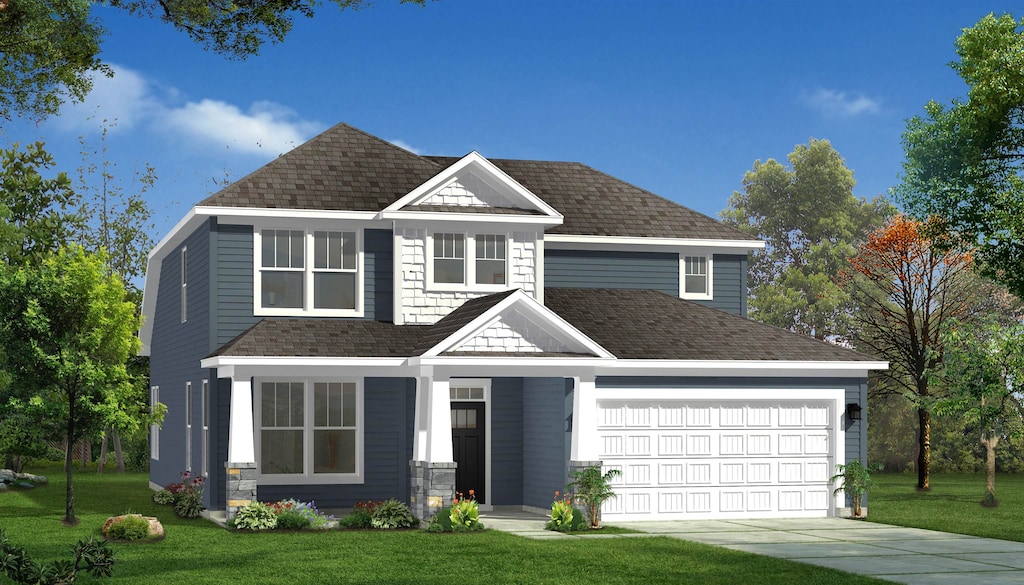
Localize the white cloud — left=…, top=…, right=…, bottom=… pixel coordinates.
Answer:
left=388, top=139, right=423, bottom=155
left=55, top=63, right=321, bottom=156
left=802, top=88, right=881, bottom=118
left=163, top=100, right=320, bottom=156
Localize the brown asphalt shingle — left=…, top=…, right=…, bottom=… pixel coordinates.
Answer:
left=544, top=288, right=879, bottom=362
left=200, top=122, right=756, bottom=241
left=209, top=289, right=876, bottom=363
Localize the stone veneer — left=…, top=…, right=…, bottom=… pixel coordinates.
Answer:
left=225, top=462, right=257, bottom=520
left=409, top=460, right=457, bottom=524
left=400, top=228, right=539, bottom=325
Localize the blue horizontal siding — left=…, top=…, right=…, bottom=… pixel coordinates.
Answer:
left=544, top=249, right=679, bottom=295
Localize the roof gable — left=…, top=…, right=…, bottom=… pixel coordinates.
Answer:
left=414, top=289, right=613, bottom=358
left=381, top=152, right=562, bottom=220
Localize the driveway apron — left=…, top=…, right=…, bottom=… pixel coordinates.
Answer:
left=612, top=518, right=1024, bottom=585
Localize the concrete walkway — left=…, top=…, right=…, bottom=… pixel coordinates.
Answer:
left=483, top=512, right=1024, bottom=584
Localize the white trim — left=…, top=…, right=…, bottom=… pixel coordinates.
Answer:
left=681, top=253, right=713, bottom=300
left=227, top=377, right=256, bottom=463
left=255, top=378, right=365, bottom=485
left=418, top=289, right=615, bottom=359
left=203, top=356, right=408, bottom=369
left=380, top=211, right=561, bottom=226
left=180, top=247, right=188, bottom=323
left=392, top=224, right=404, bottom=325
left=570, top=375, right=598, bottom=461
left=150, top=386, right=160, bottom=461
left=381, top=151, right=563, bottom=220
left=545, top=234, right=765, bottom=250
left=253, top=226, right=365, bottom=317
left=185, top=381, right=192, bottom=472
left=201, top=379, right=209, bottom=478
left=209, top=206, right=379, bottom=224
left=450, top=378, right=491, bottom=505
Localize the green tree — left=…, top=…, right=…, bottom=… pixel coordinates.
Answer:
left=722, top=139, right=890, bottom=339
left=0, top=0, right=107, bottom=121
left=1, top=0, right=428, bottom=121
left=935, top=317, right=1024, bottom=507
left=0, top=142, right=81, bottom=264
left=0, top=245, right=140, bottom=524
left=899, top=13, right=1024, bottom=299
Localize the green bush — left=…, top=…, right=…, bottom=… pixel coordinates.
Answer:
left=152, top=489, right=175, bottom=505
left=174, top=491, right=204, bottom=519
left=0, top=529, right=115, bottom=583
left=107, top=515, right=150, bottom=541
left=233, top=502, right=278, bottom=531
left=275, top=510, right=310, bottom=530
left=426, top=507, right=454, bottom=533
left=339, top=509, right=373, bottom=529
left=370, top=499, right=418, bottom=529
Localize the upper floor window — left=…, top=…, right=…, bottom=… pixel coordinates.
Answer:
left=256, top=228, right=362, bottom=316
left=428, top=231, right=507, bottom=290
left=682, top=255, right=712, bottom=299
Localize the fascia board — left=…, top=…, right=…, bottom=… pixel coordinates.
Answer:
left=378, top=211, right=562, bottom=226
left=544, top=234, right=766, bottom=250
left=419, top=291, right=526, bottom=357
left=382, top=152, right=563, bottom=219
left=595, top=359, right=888, bottom=378
left=211, top=206, right=379, bottom=224
left=200, top=356, right=409, bottom=368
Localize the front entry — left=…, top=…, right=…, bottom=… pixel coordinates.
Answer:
left=451, top=402, right=486, bottom=503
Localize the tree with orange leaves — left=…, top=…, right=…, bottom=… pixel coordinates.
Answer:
left=845, top=214, right=979, bottom=491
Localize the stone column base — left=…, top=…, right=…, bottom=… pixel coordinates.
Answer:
left=409, top=460, right=457, bottom=523
left=567, top=460, right=603, bottom=491
left=225, top=462, right=257, bottom=521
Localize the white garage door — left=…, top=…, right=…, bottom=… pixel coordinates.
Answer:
left=597, top=398, right=839, bottom=520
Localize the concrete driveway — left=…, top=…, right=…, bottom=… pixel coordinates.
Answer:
left=611, top=517, right=1024, bottom=585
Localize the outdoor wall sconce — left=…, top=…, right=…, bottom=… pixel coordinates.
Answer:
left=846, top=403, right=863, bottom=421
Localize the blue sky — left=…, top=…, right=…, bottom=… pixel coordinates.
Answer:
left=2, top=1, right=1019, bottom=243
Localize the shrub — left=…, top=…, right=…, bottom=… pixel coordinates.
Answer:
left=546, top=491, right=575, bottom=531
left=276, top=510, right=310, bottom=530
left=233, top=502, right=278, bottom=531
left=448, top=491, right=483, bottom=531
left=569, top=465, right=621, bottom=528
left=172, top=471, right=206, bottom=519
left=152, top=489, right=175, bottom=505
left=106, top=515, right=150, bottom=541
left=340, top=509, right=374, bottom=529
left=426, top=508, right=454, bottom=533
left=370, top=499, right=418, bottom=529
left=0, top=529, right=115, bottom=584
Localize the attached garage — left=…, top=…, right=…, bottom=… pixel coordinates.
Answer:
left=596, top=388, right=846, bottom=521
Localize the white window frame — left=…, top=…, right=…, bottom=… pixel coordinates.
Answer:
left=426, top=230, right=510, bottom=292
left=150, top=386, right=160, bottom=461
left=680, top=253, right=713, bottom=300
left=253, top=225, right=364, bottom=317
left=255, top=378, right=364, bottom=485
left=180, top=247, right=188, bottom=323
left=201, top=379, right=209, bottom=478
left=185, top=381, right=192, bottom=472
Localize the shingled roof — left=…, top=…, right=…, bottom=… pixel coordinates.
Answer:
left=208, top=288, right=876, bottom=363
left=544, top=288, right=879, bottom=362
left=199, top=122, right=756, bottom=241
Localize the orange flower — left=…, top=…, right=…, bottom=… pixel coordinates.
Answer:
left=469, top=489, right=475, bottom=497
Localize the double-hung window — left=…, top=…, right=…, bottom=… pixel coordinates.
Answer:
left=185, top=381, right=192, bottom=472
left=180, top=248, right=188, bottom=323
left=429, top=232, right=507, bottom=289
left=257, top=228, right=361, bottom=315
left=150, top=386, right=160, bottom=461
left=682, top=255, right=712, bottom=299
left=258, top=380, right=362, bottom=483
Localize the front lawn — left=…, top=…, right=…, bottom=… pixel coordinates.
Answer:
left=870, top=472, right=1024, bottom=541
left=0, top=464, right=889, bottom=584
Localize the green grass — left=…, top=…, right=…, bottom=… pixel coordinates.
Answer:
left=0, top=463, right=891, bottom=585
left=870, top=472, right=1024, bottom=541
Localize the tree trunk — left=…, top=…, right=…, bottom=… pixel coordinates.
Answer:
left=983, top=434, right=999, bottom=499
left=853, top=494, right=862, bottom=518
left=113, top=429, right=124, bottom=473
left=80, top=438, right=90, bottom=468
left=916, top=408, right=931, bottom=490
left=97, top=430, right=108, bottom=474
left=64, top=409, right=77, bottom=524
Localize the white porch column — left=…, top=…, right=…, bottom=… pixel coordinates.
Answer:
left=412, top=375, right=429, bottom=461
left=227, top=376, right=256, bottom=463
left=570, top=375, right=600, bottom=461
left=426, top=377, right=453, bottom=462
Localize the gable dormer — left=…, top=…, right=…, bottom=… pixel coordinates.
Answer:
left=380, top=153, right=563, bottom=325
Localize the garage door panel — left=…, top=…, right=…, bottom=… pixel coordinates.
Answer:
left=599, top=398, right=838, bottom=520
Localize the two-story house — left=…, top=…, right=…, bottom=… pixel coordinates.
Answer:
left=140, top=122, right=885, bottom=522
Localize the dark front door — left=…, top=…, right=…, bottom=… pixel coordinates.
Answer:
left=451, top=402, right=485, bottom=503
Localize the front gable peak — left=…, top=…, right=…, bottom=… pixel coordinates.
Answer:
left=380, top=152, right=563, bottom=222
